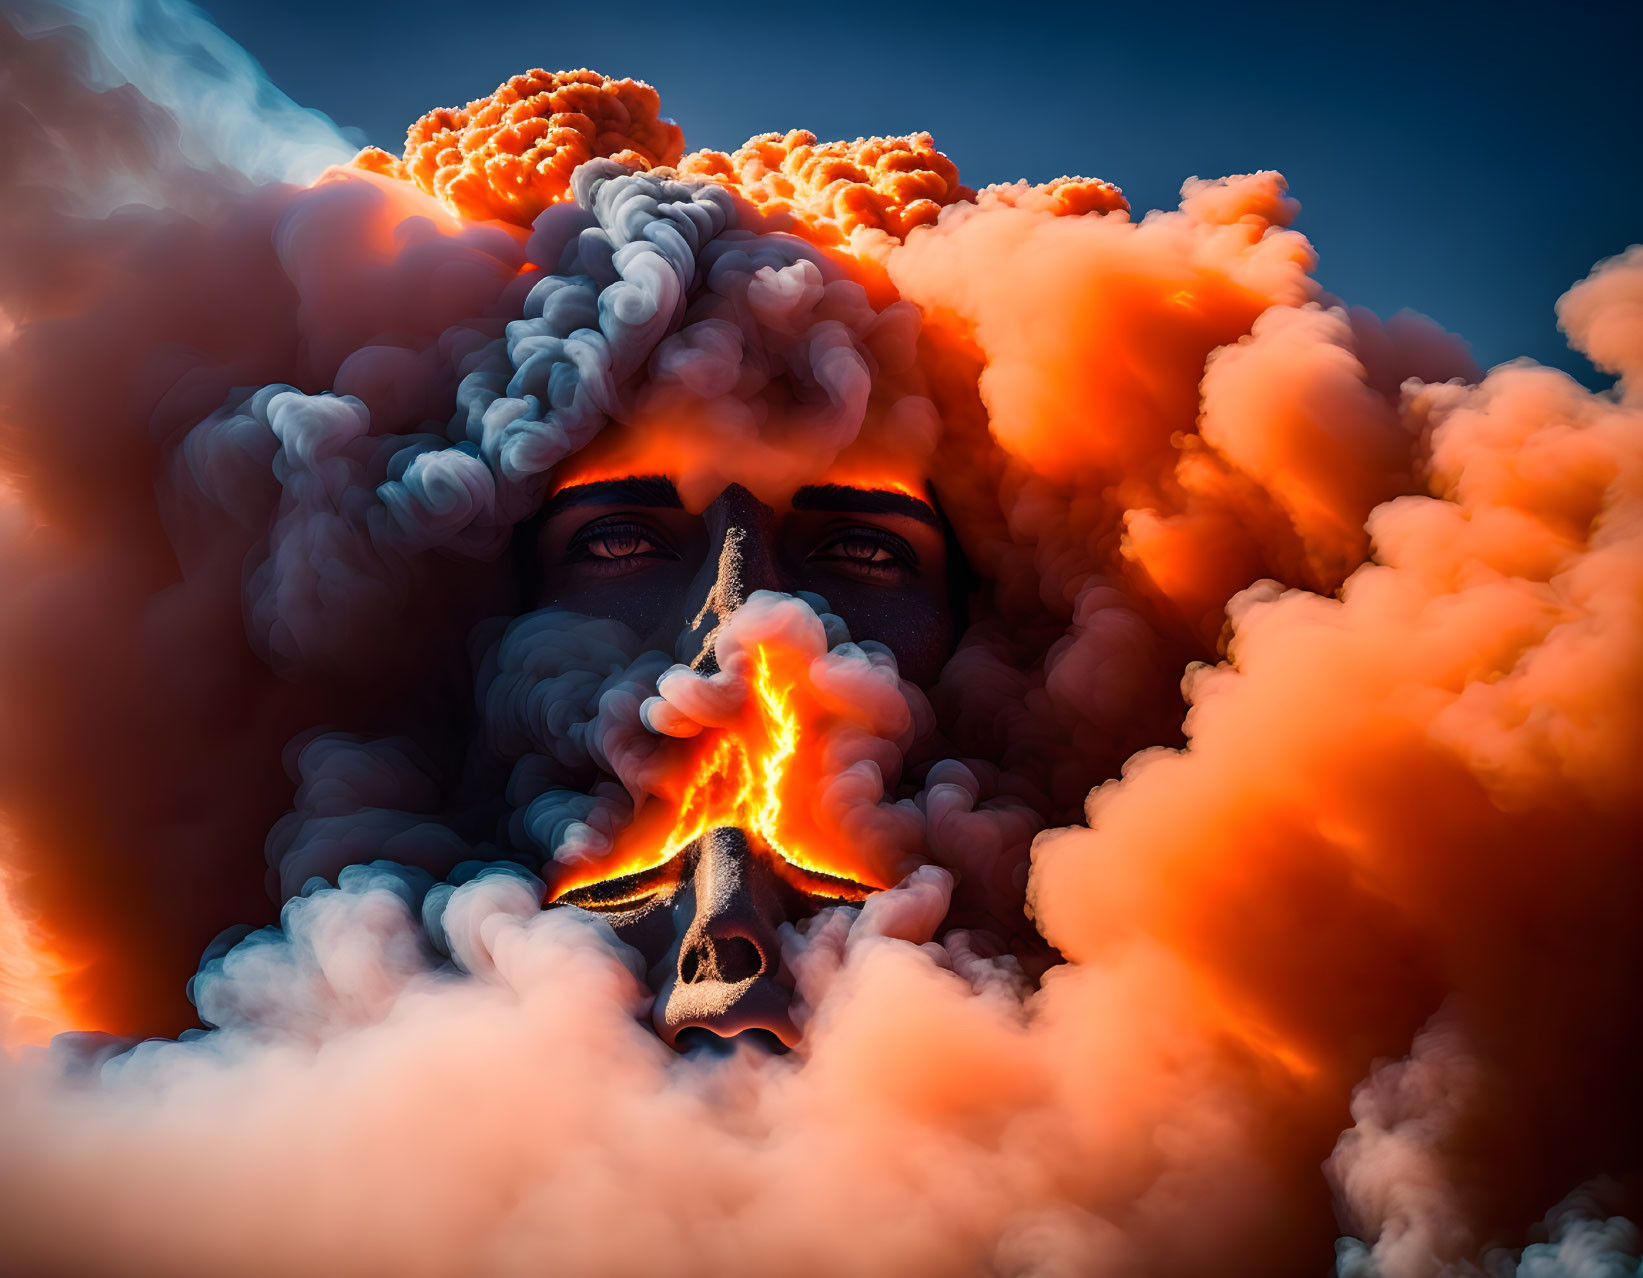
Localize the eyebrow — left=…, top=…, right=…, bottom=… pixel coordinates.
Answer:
left=791, top=484, right=941, bottom=528
left=538, top=476, right=942, bottom=528
left=538, top=475, right=684, bottom=521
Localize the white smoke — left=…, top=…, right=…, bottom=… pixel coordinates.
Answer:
left=8, top=0, right=356, bottom=186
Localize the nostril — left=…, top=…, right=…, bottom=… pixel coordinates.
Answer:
left=678, top=933, right=765, bottom=985
left=713, top=935, right=763, bottom=983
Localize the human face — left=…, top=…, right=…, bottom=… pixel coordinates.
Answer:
left=529, top=476, right=956, bottom=686
left=528, top=471, right=959, bottom=1049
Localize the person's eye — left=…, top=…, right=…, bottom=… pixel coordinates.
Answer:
left=807, top=526, right=916, bottom=580
left=565, top=519, right=678, bottom=570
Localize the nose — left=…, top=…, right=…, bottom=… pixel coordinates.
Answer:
left=677, top=485, right=783, bottom=674
left=654, top=826, right=798, bottom=1049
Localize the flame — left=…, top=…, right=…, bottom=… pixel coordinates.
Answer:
left=661, top=650, right=801, bottom=866
left=552, top=648, right=880, bottom=903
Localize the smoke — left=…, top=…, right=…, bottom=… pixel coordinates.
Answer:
left=6, top=0, right=355, bottom=187
left=1, top=7, right=1640, bottom=1276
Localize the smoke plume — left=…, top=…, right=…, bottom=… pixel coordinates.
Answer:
left=0, top=8, right=1639, bottom=1276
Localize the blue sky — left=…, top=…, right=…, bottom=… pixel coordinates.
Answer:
left=194, top=0, right=1639, bottom=387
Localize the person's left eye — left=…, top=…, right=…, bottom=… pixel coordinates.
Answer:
left=832, top=537, right=895, bottom=564
left=587, top=530, right=656, bottom=559
left=807, top=526, right=915, bottom=578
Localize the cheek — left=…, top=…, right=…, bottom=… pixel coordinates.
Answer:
left=539, top=563, right=700, bottom=638
left=593, top=897, right=685, bottom=987
left=824, top=588, right=954, bottom=688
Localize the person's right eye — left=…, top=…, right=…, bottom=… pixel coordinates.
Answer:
left=564, top=518, right=679, bottom=571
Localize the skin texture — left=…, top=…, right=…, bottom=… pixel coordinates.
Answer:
left=530, top=474, right=957, bottom=1048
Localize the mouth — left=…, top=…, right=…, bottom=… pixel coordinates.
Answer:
left=672, top=1026, right=791, bottom=1057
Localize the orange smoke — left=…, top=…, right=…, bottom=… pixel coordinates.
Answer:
left=977, top=175, right=1129, bottom=217
left=352, top=71, right=973, bottom=252
left=886, top=170, right=1471, bottom=665
left=354, top=69, right=685, bottom=225
left=2, top=33, right=1641, bottom=1275
left=0, top=828, right=78, bottom=1049
left=679, top=130, right=971, bottom=247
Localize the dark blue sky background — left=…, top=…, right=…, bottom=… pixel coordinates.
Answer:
left=197, top=0, right=1639, bottom=386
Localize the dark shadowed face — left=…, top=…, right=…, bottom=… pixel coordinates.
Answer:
left=530, top=471, right=960, bottom=1050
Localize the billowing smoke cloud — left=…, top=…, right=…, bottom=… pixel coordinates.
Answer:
left=1, top=7, right=1641, bottom=1276
left=8, top=0, right=355, bottom=187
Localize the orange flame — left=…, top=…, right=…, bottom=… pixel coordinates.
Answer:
left=660, top=651, right=802, bottom=865
left=552, top=646, right=882, bottom=904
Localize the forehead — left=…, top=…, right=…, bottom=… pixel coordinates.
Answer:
left=549, top=415, right=936, bottom=514
left=539, top=476, right=943, bottom=530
